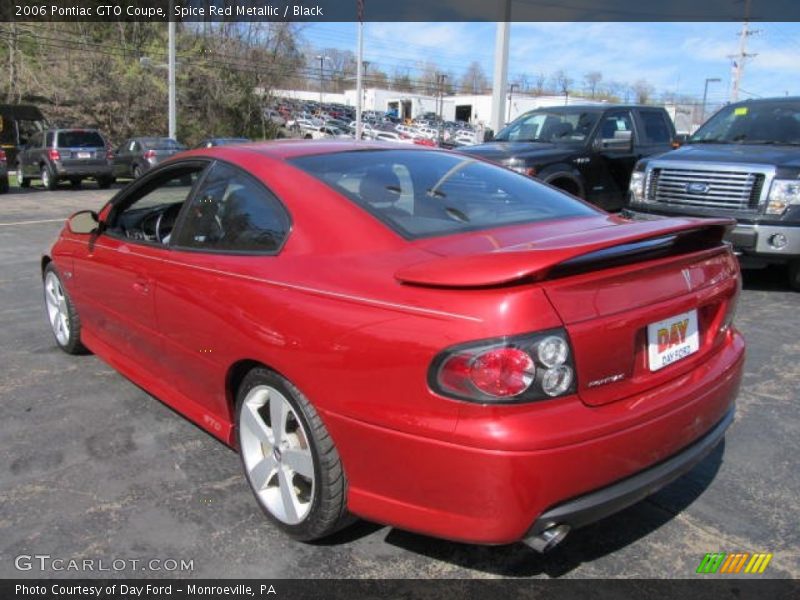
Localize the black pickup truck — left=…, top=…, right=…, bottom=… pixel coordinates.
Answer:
left=623, top=97, right=800, bottom=290
left=461, top=104, right=676, bottom=211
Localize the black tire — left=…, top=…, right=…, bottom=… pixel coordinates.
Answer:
left=235, top=367, right=352, bottom=541
left=0, top=176, right=8, bottom=194
left=17, top=165, right=30, bottom=188
left=69, top=178, right=82, bottom=189
left=41, top=164, right=57, bottom=190
left=97, top=177, right=114, bottom=189
left=133, top=164, right=144, bottom=179
left=789, top=260, right=800, bottom=292
left=43, top=263, right=88, bottom=355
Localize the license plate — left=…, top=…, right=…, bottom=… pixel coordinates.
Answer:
left=647, top=309, right=699, bottom=371
left=77, top=152, right=91, bottom=159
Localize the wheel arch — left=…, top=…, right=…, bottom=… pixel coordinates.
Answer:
left=539, top=164, right=586, bottom=198
left=41, top=254, right=52, bottom=277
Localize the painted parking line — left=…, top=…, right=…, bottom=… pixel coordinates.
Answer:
left=0, top=218, right=66, bottom=227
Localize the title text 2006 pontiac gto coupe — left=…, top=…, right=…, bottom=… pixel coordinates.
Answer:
left=43, top=141, right=743, bottom=552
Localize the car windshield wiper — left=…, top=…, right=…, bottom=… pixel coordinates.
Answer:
left=687, top=139, right=726, bottom=144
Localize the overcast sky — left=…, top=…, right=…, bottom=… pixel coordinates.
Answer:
left=300, top=21, right=800, bottom=101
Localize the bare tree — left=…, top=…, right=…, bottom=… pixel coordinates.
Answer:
left=459, top=61, right=489, bottom=94
left=584, top=71, right=602, bottom=99
left=632, top=79, right=655, bottom=104
left=551, top=70, right=573, bottom=97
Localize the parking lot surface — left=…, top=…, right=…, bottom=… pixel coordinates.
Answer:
left=1, top=184, right=798, bottom=579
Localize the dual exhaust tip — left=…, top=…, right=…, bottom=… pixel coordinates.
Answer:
left=523, top=523, right=571, bottom=553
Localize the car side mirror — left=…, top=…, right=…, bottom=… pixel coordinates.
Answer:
left=483, top=130, right=494, bottom=142
left=672, top=134, right=689, bottom=148
left=596, top=130, right=633, bottom=152
left=67, top=210, right=100, bottom=235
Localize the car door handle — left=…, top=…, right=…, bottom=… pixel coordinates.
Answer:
left=133, top=280, right=150, bottom=294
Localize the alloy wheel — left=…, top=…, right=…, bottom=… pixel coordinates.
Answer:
left=44, top=271, right=70, bottom=346
left=239, top=385, right=315, bottom=524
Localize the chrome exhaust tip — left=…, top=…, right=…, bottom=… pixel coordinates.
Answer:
left=523, top=524, right=571, bottom=553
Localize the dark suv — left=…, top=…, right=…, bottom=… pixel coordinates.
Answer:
left=461, top=105, right=676, bottom=211
left=17, top=128, right=114, bottom=190
left=624, top=97, right=800, bottom=290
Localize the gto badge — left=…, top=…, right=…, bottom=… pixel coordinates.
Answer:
left=587, top=373, right=626, bottom=388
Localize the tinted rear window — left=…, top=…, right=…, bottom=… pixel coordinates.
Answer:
left=290, top=150, right=598, bottom=239
left=57, top=131, right=105, bottom=147
left=142, top=137, right=182, bottom=149
left=639, top=110, right=672, bottom=143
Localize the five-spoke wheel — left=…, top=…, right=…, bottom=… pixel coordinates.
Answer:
left=236, top=368, right=351, bottom=540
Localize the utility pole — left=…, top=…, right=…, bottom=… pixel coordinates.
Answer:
left=507, top=83, right=518, bottom=123
left=8, top=23, right=17, bottom=103
left=729, top=0, right=758, bottom=103
left=490, top=19, right=510, bottom=134
left=437, top=73, right=447, bottom=143
left=355, top=2, right=364, bottom=141
left=702, top=77, right=721, bottom=122
left=168, top=8, right=176, bottom=140
left=316, top=55, right=329, bottom=104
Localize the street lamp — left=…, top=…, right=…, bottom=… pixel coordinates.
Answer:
left=702, top=77, right=721, bottom=123
left=507, top=83, right=519, bottom=124
left=316, top=55, right=330, bottom=104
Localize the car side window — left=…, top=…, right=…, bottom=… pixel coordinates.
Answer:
left=599, top=111, right=635, bottom=141
left=105, top=165, right=205, bottom=244
left=639, top=111, right=671, bottom=144
left=172, top=162, right=290, bottom=253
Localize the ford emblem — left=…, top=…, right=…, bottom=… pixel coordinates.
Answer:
left=686, top=182, right=709, bottom=194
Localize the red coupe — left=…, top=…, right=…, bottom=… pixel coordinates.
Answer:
left=43, top=141, right=744, bottom=552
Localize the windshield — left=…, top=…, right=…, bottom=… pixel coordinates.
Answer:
left=290, top=149, right=598, bottom=239
left=57, top=131, right=105, bottom=148
left=690, top=100, right=800, bottom=145
left=494, top=109, right=601, bottom=143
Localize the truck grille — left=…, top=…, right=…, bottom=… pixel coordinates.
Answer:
left=647, top=167, right=765, bottom=211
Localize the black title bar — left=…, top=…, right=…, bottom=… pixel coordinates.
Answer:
left=2, top=0, right=800, bottom=22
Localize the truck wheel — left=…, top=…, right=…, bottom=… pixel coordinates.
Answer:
left=97, top=177, right=114, bottom=189
left=0, top=176, right=8, bottom=194
left=41, top=165, right=57, bottom=191
left=17, top=165, right=30, bottom=188
left=789, top=260, right=800, bottom=292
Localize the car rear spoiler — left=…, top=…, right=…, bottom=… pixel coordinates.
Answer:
left=395, top=218, right=734, bottom=288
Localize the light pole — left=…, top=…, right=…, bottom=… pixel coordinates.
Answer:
left=507, top=83, right=518, bottom=124
left=702, top=77, right=721, bottom=123
left=168, top=13, right=176, bottom=140
left=316, top=55, right=330, bottom=104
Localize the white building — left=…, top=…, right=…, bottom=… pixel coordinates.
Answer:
left=271, top=88, right=606, bottom=126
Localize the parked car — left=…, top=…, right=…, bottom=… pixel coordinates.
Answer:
left=44, top=141, right=743, bottom=551
left=0, top=104, right=48, bottom=167
left=462, top=105, right=677, bottom=211
left=112, top=137, right=185, bottom=180
left=264, top=109, right=286, bottom=127
left=624, top=96, right=800, bottom=290
left=304, top=126, right=350, bottom=140
left=18, top=128, right=113, bottom=190
left=195, top=137, right=251, bottom=149
left=0, top=148, right=9, bottom=193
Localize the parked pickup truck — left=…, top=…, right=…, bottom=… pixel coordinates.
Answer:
left=461, top=104, right=677, bottom=211
left=623, top=97, right=800, bottom=290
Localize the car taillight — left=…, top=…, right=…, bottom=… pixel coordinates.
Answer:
left=429, top=329, right=576, bottom=403
left=0, top=149, right=6, bottom=162
left=48, top=149, right=61, bottom=161
left=143, top=149, right=156, bottom=159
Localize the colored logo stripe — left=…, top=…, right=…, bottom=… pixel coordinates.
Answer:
left=696, top=552, right=773, bottom=574
left=744, top=553, right=773, bottom=574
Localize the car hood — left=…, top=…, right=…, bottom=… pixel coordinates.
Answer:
left=460, top=141, right=569, bottom=163
left=658, top=143, right=800, bottom=168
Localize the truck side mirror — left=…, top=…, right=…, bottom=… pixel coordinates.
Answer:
left=672, top=134, right=689, bottom=148
left=596, top=130, right=633, bottom=152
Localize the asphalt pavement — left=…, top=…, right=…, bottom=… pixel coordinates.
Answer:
left=0, top=182, right=797, bottom=579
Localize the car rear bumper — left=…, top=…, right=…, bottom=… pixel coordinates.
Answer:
left=525, top=405, right=733, bottom=538
left=323, top=331, right=744, bottom=545
left=54, top=164, right=113, bottom=178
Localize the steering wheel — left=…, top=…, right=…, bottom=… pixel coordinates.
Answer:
left=155, top=203, right=184, bottom=244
